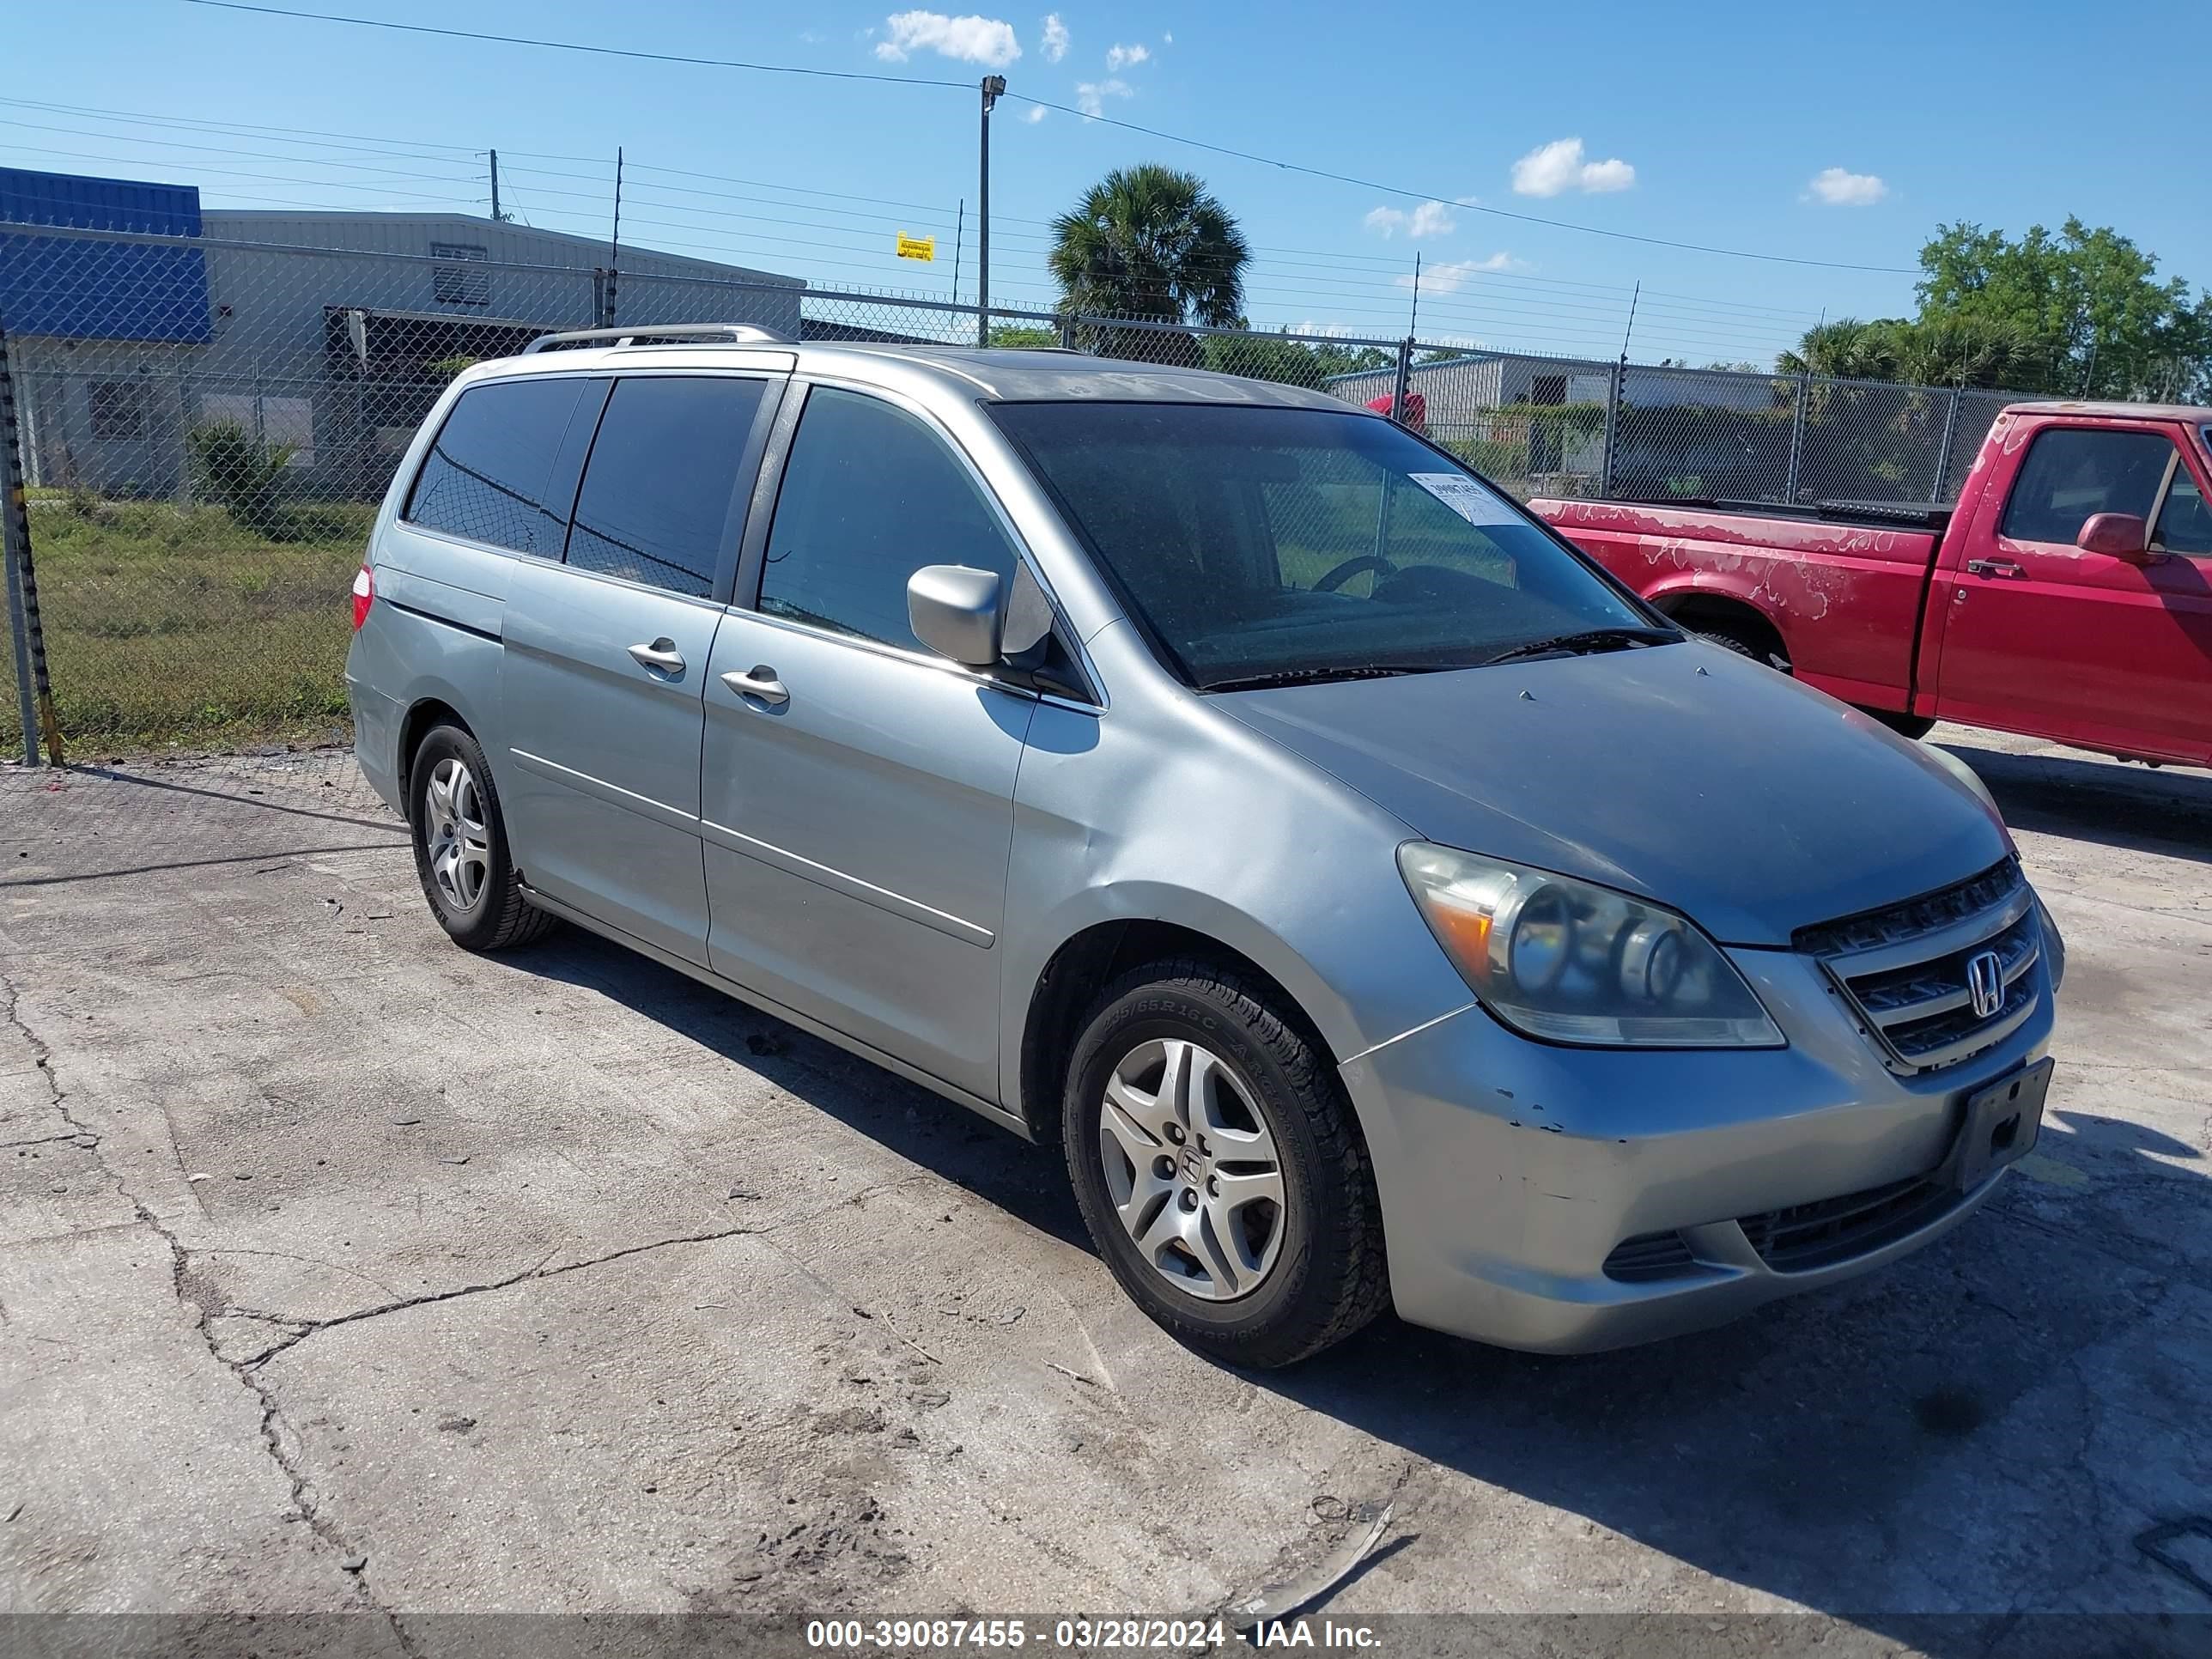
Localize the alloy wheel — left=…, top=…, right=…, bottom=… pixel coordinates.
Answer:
left=1097, top=1037, right=1288, bottom=1301
left=422, top=757, right=491, bottom=916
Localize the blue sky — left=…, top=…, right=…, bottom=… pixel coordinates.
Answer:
left=6, top=0, right=2203, bottom=366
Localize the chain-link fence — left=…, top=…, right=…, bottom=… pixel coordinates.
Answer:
left=1, top=217, right=2058, bottom=760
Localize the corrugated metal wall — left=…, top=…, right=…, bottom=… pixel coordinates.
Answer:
left=0, top=167, right=212, bottom=343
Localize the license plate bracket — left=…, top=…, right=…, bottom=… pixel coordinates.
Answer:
left=1948, top=1058, right=2053, bottom=1191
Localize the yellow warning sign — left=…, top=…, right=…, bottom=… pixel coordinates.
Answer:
left=896, top=232, right=936, bottom=263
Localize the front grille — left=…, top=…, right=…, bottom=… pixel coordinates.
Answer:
left=1739, top=1176, right=1958, bottom=1273
left=1601, top=1230, right=1699, bottom=1282
left=1797, top=857, right=2042, bottom=1073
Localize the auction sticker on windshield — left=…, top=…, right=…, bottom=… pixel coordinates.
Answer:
left=1408, top=472, right=1521, bottom=526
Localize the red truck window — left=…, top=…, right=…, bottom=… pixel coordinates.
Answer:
left=1998, top=428, right=2173, bottom=544
left=2155, top=468, right=2212, bottom=555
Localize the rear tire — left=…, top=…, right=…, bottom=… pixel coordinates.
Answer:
left=1697, top=626, right=1777, bottom=666
left=1062, top=960, right=1389, bottom=1369
left=408, top=725, right=555, bottom=952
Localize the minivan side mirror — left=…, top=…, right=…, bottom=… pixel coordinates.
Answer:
left=908, top=564, right=1006, bottom=667
left=2077, top=511, right=2154, bottom=562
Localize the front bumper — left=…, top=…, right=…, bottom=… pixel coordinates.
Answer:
left=1340, top=944, right=2056, bottom=1353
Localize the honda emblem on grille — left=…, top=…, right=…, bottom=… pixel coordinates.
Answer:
left=1966, top=950, right=2004, bottom=1020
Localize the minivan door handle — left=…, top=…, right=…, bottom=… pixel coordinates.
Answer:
left=721, top=665, right=790, bottom=708
left=627, top=638, right=687, bottom=674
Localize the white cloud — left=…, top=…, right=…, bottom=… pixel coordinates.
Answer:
left=1510, top=137, right=1635, bottom=197
left=1408, top=200, right=1455, bottom=237
left=1074, top=78, right=1131, bottom=118
left=874, top=11, right=1021, bottom=66
left=1105, top=40, right=1150, bottom=70
left=1365, top=200, right=1456, bottom=239
left=1162, top=30, right=1172, bottom=43
left=1396, top=252, right=1526, bottom=293
left=1806, top=167, right=1888, bottom=206
left=1040, top=12, right=1068, bottom=62
left=1023, top=103, right=1048, bottom=121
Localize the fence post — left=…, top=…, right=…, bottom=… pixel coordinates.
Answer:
left=0, top=319, right=60, bottom=767
left=1783, top=374, right=1810, bottom=504
left=1390, top=338, right=1413, bottom=425
left=1058, top=313, right=1077, bottom=352
left=1599, top=359, right=1624, bottom=499
left=1930, top=387, right=1962, bottom=502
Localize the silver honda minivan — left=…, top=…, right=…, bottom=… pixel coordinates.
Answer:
left=345, top=325, right=2063, bottom=1367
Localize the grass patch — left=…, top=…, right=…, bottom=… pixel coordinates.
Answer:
left=3, top=496, right=371, bottom=754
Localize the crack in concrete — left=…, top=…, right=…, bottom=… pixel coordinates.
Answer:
left=0, top=1130, right=98, bottom=1151
left=1, top=972, right=422, bottom=1652
left=240, top=1224, right=764, bottom=1370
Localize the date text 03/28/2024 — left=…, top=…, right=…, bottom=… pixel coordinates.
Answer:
left=804, top=1617, right=1383, bottom=1649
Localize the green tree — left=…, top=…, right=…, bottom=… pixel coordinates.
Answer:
left=1201, top=328, right=1392, bottom=387
left=1778, top=318, right=1905, bottom=382
left=1914, top=219, right=2209, bottom=398
left=1049, top=164, right=1250, bottom=328
left=987, top=324, right=1060, bottom=349
left=1778, top=314, right=2038, bottom=391
left=1778, top=222, right=2210, bottom=398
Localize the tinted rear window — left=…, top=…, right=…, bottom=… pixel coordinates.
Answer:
left=404, top=376, right=587, bottom=556
left=566, top=375, right=767, bottom=599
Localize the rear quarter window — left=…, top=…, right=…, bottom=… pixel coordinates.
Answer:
left=403, top=376, right=589, bottom=556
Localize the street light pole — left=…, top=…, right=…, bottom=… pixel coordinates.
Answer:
left=978, top=74, right=1005, bottom=347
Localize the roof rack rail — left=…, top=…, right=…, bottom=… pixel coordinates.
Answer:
left=522, top=323, right=792, bottom=354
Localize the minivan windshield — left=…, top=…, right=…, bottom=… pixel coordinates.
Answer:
left=990, top=402, right=1669, bottom=690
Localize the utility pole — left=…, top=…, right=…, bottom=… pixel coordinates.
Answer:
left=977, top=76, right=1005, bottom=347
left=951, top=199, right=964, bottom=307
left=605, top=147, right=623, bottom=326
left=1408, top=252, right=1422, bottom=338
left=489, top=149, right=502, bottom=222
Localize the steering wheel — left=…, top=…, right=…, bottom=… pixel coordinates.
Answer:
left=1313, top=554, right=1398, bottom=593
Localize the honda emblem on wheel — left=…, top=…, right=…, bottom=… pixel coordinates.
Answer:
left=1966, top=950, right=2004, bottom=1020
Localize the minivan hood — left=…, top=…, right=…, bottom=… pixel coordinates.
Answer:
left=1217, top=641, right=2009, bottom=946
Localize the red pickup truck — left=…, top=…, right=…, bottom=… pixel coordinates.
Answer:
left=1532, top=401, right=2212, bottom=767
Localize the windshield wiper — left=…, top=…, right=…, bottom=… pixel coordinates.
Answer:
left=1200, top=663, right=1459, bottom=694
left=1479, top=626, right=1679, bottom=667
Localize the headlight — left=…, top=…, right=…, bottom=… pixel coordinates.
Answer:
left=1396, top=843, right=1784, bottom=1048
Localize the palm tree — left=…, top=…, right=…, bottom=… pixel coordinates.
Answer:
left=1049, top=165, right=1249, bottom=331
left=1778, top=316, right=2039, bottom=391
left=1776, top=318, right=1903, bottom=382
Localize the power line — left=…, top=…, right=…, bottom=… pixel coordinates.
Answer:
left=1007, top=94, right=1917, bottom=276
left=0, top=95, right=1812, bottom=358
left=0, top=142, right=486, bottom=208
left=0, top=94, right=484, bottom=156
left=181, top=2, right=975, bottom=89
left=0, top=117, right=487, bottom=185
left=2, top=93, right=1838, bottom=328
left=184, top=0, right=1916, bottom=276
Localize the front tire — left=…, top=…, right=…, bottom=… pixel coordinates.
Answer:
left=1863, top=708, right=1936, bottom=740
left=1062, top=961, right=1388, bottom=1368
left=408, top=725, right=553, bottom=952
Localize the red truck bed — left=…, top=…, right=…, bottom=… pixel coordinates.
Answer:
left=1530, top=496, right=1946, bottom=714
